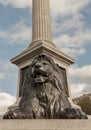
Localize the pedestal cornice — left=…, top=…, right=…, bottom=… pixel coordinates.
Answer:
left=11, top=40, right=75, bottom=66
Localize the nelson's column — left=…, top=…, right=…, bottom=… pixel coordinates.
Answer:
left=3, top=0, right=87, bottom=119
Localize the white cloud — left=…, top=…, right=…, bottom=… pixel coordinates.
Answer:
left=0, top=93, right=16, bottom=108
left=69, top=65, right=91, bottom=98
left=0, top=73, right=6, bottom=80
left=0, top=60, right=17, bottom=105
left=0, top=0, right=90, bottom=16
left=0, top=58, right=16, bottom=70
left=0, top=59, right=17, bottom=82
left=69, top=65, right=91, bottom=84
left=50, top=1, right=91, bottom=58
left=3, top=62, right=16, bottom=71
left=62, top=48, right=86, bottom=57
left=51, top=2, right=91, bottom=57
left=70, top=83, right=85, bottom=98
left=54, top=29, right=91, bottom=57
left=70, top=83, right=91, bottom=98
left=50, top=0, right=90, bottom=16
left=52, top=13, right=84, bottom=34
left=8, top=22, right=32, bottom=45
left=0, top=92, right=15, bottom=115
left=0, top=60, right=6, bottom=80
left=0, top=31, right=6, bottom=38
left=55, top=30, right=91, bottom=48
left=0, top=21, right=31, bottom=45
left=0, top=0, right=90, bottom=57
left=0, top=0, right=32, bottom=8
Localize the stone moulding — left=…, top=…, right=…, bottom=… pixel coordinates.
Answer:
left=11, top=40, right=75, bottom=66
left=0, top=120, right=91, bottom=130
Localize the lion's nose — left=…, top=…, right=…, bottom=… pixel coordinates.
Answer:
left=35, top=64, right=41, bottom=68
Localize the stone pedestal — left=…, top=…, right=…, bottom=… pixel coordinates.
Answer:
left=11, top=40, right=74, bottom=102
left=0, top=120, right=91, bottom=130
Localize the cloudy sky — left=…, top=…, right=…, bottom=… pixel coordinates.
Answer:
left=0, top=0, right=91, bottom=110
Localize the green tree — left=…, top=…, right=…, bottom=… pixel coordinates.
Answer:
left=77, top=97, right=91, bottom=115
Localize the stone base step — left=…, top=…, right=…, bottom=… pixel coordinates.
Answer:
left=0, top=120, right=91, bottom=130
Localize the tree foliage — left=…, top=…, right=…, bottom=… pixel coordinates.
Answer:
left=77, top=97, right=91, bottom=115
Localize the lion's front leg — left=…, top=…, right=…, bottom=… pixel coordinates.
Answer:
left=3, top=107, right=34, bottom=119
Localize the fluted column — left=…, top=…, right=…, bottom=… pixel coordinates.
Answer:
left=32, top=0, right=52, bottom=42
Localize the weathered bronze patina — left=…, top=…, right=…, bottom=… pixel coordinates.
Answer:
left=3, top=55, right=88, bottom=119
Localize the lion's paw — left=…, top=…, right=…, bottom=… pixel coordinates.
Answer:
left=3, top=108, right=19, bottom=119
left=64, top=108, right=88, bottom=119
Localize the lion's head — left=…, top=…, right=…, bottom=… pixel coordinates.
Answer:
left=31, top=55, right=54, bottom=83
left=30, top=54, right=69, bottom=96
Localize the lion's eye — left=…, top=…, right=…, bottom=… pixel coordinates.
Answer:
left=43, top=62, right=48, bottom=65
left=32, top=63, right=35, bottom=67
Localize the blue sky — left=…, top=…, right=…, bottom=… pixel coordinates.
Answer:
left=0, top=0, right=91, bottom=109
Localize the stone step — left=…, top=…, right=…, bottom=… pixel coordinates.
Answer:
left=0, top=120, right=91, bottom=130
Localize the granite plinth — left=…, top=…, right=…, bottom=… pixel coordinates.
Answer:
left=0, top=120, right=91, bottom=130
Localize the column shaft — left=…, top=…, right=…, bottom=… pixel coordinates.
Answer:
left=32, top=0, right=52, bottom=42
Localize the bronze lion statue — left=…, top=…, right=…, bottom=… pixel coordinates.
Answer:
left=3, top=54, right=88, bottom=119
